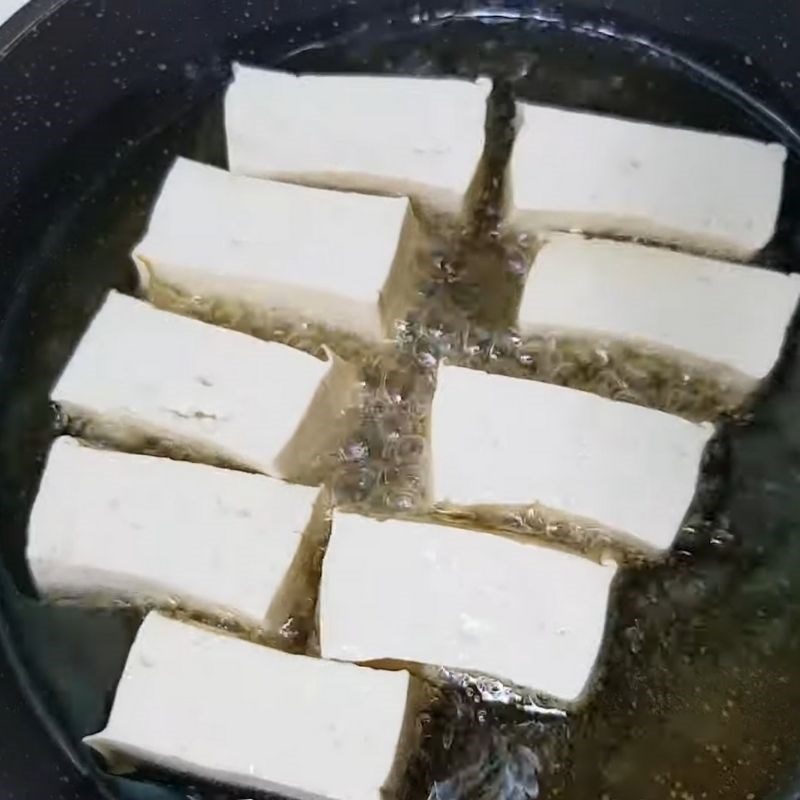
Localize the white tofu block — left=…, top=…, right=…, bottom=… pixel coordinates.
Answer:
left=519, top=234, right=800, bottom=386
left=27, top=438, right=326, bottom=632
left=320, top=512, right=617, bottom=702
left=510, top=104, right=786, bottom=257
left=52, top=291, right=358, bottom=481
left=431, top=366, right=715, bottom=552
left=225, top=64, right=490, bottom=217
left=134, top=158, right=420, bottom=343
left=86, top=612, right=416, bottom=800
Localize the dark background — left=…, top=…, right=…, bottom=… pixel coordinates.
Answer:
left=1, top=1, right=800, bottom=798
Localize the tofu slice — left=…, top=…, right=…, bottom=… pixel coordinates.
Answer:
left=85, top=612, right=417, bottom=800
left=52, top=291, right=359, bottom=482
left=519, top=234, right=800, bottom=388
left=509, top=104, right=786, bottom=257
left=320, top=512, right=617, bottom=702
left=27, top=438, right=327, bottom=632
left=431, top=365, right=715, bottom=553
left=134, top=158, right=421, bottom=343
left=225, top=64, right=490, bottom=218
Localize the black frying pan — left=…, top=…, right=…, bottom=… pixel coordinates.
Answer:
left=3, top=1, right=800, bottom=799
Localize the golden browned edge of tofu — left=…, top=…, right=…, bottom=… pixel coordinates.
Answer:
left=60, top=408, right=260, bottom=474
left=426, top=501, right=648, bottom=565
left=264, top=487, right=333, bottom=652
left=274, top=349, right=363, bottom=487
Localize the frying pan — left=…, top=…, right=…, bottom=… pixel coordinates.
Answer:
left=3, top=1, right=800, bottom=798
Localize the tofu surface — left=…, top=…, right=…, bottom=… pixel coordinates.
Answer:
left=520, top=235, right=800, bottom=385
left=225, top=65, right=490, bottom=217
left=52, top=291, right=357, bottom=481
left=86, top=612, right=415, bottom=800
left=431, top=365, right=715, bottom=552
left=27, top=438, right=325, bottom=631
left=509, top=104, right=786, bottom=257
left=135, top=158, right=419, bottom=342
left=320, top=512, right=617, bottom=702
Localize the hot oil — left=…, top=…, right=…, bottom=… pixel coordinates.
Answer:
left=2, top=11, right=800, bottom=800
